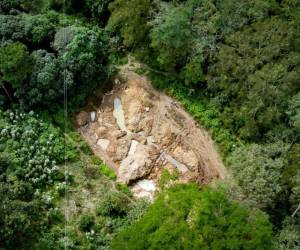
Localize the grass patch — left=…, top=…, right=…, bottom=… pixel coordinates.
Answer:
left=100, top=163, right=117, bottom=180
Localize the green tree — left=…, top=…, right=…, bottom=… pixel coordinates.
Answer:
left=107, top=0, right=151, bottom=48
left=229, top=142, right=287, bottom=209
left=208, top=16, right=300, bottom=139
left=112, top=184, right=274, bottom=250
left=288, top=92, right=300, bottom=132
left=64, top=26, right=108, bottom=86
left=275, top=218, right=300, bottom=250
left=150, top=1, right=193, bottom=71
left=15, top=49, right=73, bottom=107
left=0, top=154, right=48, bottom=249
left=0, top=42, right=32, bottom=88
left=84, top=0, right=111, bottom=23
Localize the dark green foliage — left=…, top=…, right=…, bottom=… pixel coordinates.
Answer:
left=96, top=190, right=129, bottom=217
left=23, top=12, right=59, bottom=44
left=108, top=0, right=151, bottom=48
left=0, top=15, right=26, bottom=45
left=208, top=16, right=300, bottom=139
left=15, top=49, right=71, bottom=107
left=0, top=153, right=49, bottom=249
left=150, top=1, right=194, bottom=70
left=84, top=0, right=111, bottom=23
left=0, top=0, right=43, bottom=14
left=64, top=26, right=108, bottom=86
left=112, top=184, right=274, bottom=250
left=79, top=213, right=95, bottom=232
left=35, top=226, right=81, bottom=250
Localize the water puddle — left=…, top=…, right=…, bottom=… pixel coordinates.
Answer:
left=113, top=97, right=131, bottom=134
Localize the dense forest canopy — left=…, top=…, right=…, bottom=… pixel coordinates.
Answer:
left=0, top=0, right=299, bottom=249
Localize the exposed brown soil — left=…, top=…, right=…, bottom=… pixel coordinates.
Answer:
left=76, top=64, right=227, bottom=199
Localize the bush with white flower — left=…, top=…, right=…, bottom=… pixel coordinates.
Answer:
left=0, top=109, right=77, bottom=187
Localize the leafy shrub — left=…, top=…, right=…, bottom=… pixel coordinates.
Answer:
left=158, top=169, right=178, bottom=190
left=275, top=218, right=300, bottom=250
left=0, top=109, right=76, bottom=187
left=99, top=163, right=116, bottom=180
left=229, top=142, right=287, bottom=209
left=112, top=184, right=274, bottom=250
left=84, top=165, right=100, bottom=179
left=96, top=190, right=129, bottom=217
left=115, top=182, right=132, bottom=197
left=78, top=213, right=95, bottom=232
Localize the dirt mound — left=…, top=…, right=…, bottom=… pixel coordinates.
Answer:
left=77, top=67, right=226, bottom=200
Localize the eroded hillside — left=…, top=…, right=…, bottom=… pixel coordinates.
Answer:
left=76, top=66, right=226, bottom=200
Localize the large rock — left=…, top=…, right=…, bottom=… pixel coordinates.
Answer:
left=76, top=111, right=89, bottom=126
left=173, top=147, right=198, bottom=170
left=117, top=144, right=154, bottom=184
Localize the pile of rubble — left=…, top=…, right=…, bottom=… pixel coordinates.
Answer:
left=76, top=68, right=226, bottom=200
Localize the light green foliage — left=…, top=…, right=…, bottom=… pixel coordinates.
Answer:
left=115, top=182, right=132, bottom=197
left=112, top=184, right=274, bottom=250
left=229, top=142, right=287, bottom=209
left=0, top=42, right=32, bottom=87
left=53, top=26, right=75, bottom=53
left=108, top=0, right=151, bottom=48
left=99, top=163, right=117, bottom=180
left=158, top=169, right=179, bottom=189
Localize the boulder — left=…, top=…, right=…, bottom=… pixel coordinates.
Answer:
left=117, top=144, right=153, bottom=184
left=173, top=147, right=198, bottom=170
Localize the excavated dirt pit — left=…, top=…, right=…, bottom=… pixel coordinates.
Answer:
left=76, top=67, right=226, bottom=200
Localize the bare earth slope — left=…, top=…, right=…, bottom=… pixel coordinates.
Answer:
left=76, top=66, right=227, bottom=200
